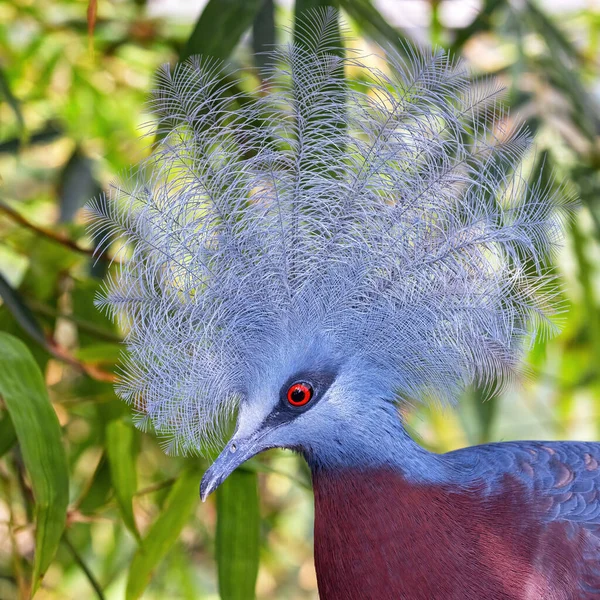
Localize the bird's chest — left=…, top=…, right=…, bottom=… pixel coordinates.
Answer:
left=312, top=469, right=585, bottom=600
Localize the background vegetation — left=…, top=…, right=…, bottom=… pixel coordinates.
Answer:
left=1, top=0, right=600, bottom=598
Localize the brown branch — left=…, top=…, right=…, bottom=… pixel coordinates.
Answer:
left=0, top=200, right=117, bottom=263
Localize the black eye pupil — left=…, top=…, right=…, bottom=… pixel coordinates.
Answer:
left=291, top=388, right=306, bottom=402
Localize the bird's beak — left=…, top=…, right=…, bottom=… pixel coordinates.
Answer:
left=200, top=428, right=271, bottom=502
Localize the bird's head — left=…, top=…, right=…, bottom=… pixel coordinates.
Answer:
left=88, top=9, right=572, bottom=501
left=200, top=342, right=397, bottom=500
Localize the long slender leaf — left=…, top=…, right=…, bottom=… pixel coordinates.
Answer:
left=105, top=419, right=140, bottom=541
left=58, top=148, right=101, bottom=223
left=216, top=469, right=260, bottom=600
left=0, top=272, right=47, bottom=349
left=252, top=0, right=276, bottom=75
left=473, top=386, right=498, bottom=444
left=337, top=0, right=418, bottom=56
left=180, top=0, right=265, bottom=61
left=525, top=0, right=584, bottom=63
left=76, top=453, right=112, bottom=514
left=153, top=0, right=264, bottom=147
left=0, top=333, right=69, bottom=593
left=0, top=122, right=62, bottom=154
left=0, top=67, right=25, bottom=137
left=125, top=468, right=200, bottom=600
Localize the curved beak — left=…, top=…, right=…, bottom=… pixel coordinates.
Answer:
left=200, top=429, right=273, bottom=501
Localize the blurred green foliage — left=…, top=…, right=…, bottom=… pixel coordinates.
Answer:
left=1, top=0, right=600, bottom=598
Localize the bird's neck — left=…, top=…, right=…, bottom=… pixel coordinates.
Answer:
left=305, top=405, right=451, bottom=484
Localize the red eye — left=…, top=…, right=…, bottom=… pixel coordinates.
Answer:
left=287, top=382, right=313, bottom=407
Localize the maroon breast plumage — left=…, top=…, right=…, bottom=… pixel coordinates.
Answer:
left=312, top=467, right=599, bottom=600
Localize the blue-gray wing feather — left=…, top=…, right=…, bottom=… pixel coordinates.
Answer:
left=453, top=440, right=600, bottom=595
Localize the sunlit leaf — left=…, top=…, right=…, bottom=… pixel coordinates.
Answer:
left=0, top=333, right=69, bottom=592
left=75, top=343, right=121, bottom=365
left=216, top=470, right=260, bottom=600
left=125, top=468, right=200, bottom=600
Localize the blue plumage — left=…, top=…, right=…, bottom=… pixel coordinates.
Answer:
left=88, top=10, right=600, bottom=597
left=88, top=10, right=571, bottom=456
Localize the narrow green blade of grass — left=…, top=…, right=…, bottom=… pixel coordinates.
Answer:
left=106, top=419, right=140, bottom=541
left=180, top=0, right=265, bottom=61
left=0, top=333, right=69, bottom=592
left=216, top=469, right=260, bottom=600
left=125, top=468, right=200, bottom=600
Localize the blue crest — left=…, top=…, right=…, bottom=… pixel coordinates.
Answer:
left=87, top=9, right=573, bottom=455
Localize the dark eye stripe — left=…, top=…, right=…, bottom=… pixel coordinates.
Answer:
left=260, top=368, right=338, bottom=430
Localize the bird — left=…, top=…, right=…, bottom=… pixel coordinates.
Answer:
left=87, top=8, right=600, bottom=599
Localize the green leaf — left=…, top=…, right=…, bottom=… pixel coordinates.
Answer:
left=337, top=0, right=418, bottom=57
left=252, top=0, right=276, bottom=75
left=74, top=343, right=121, bottom=365
left=0, top=333, right=69, bottom=592
left=525, top=0, right=583, bottom=63
left=0, top=67, right=25, bottom=138
left=473, top=387, right=498, bottom=444
left=0, top=122, right=62, bottom=154
left=180, top=0, right=265, bottom=61
left=76, top=453, right=113, bottom=514
left=216, top=469, right=260, bottom=600
left=0, top=412, right=16, bottom=457
left=125, top=468, right=200, bottom=600
left=106, top=419, right=140, bottom=541
left=523, top=4, right=599, bottom=141
left=0, top=272, right=48, bottom=349
left=58, top=148, right=102, bottom=223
